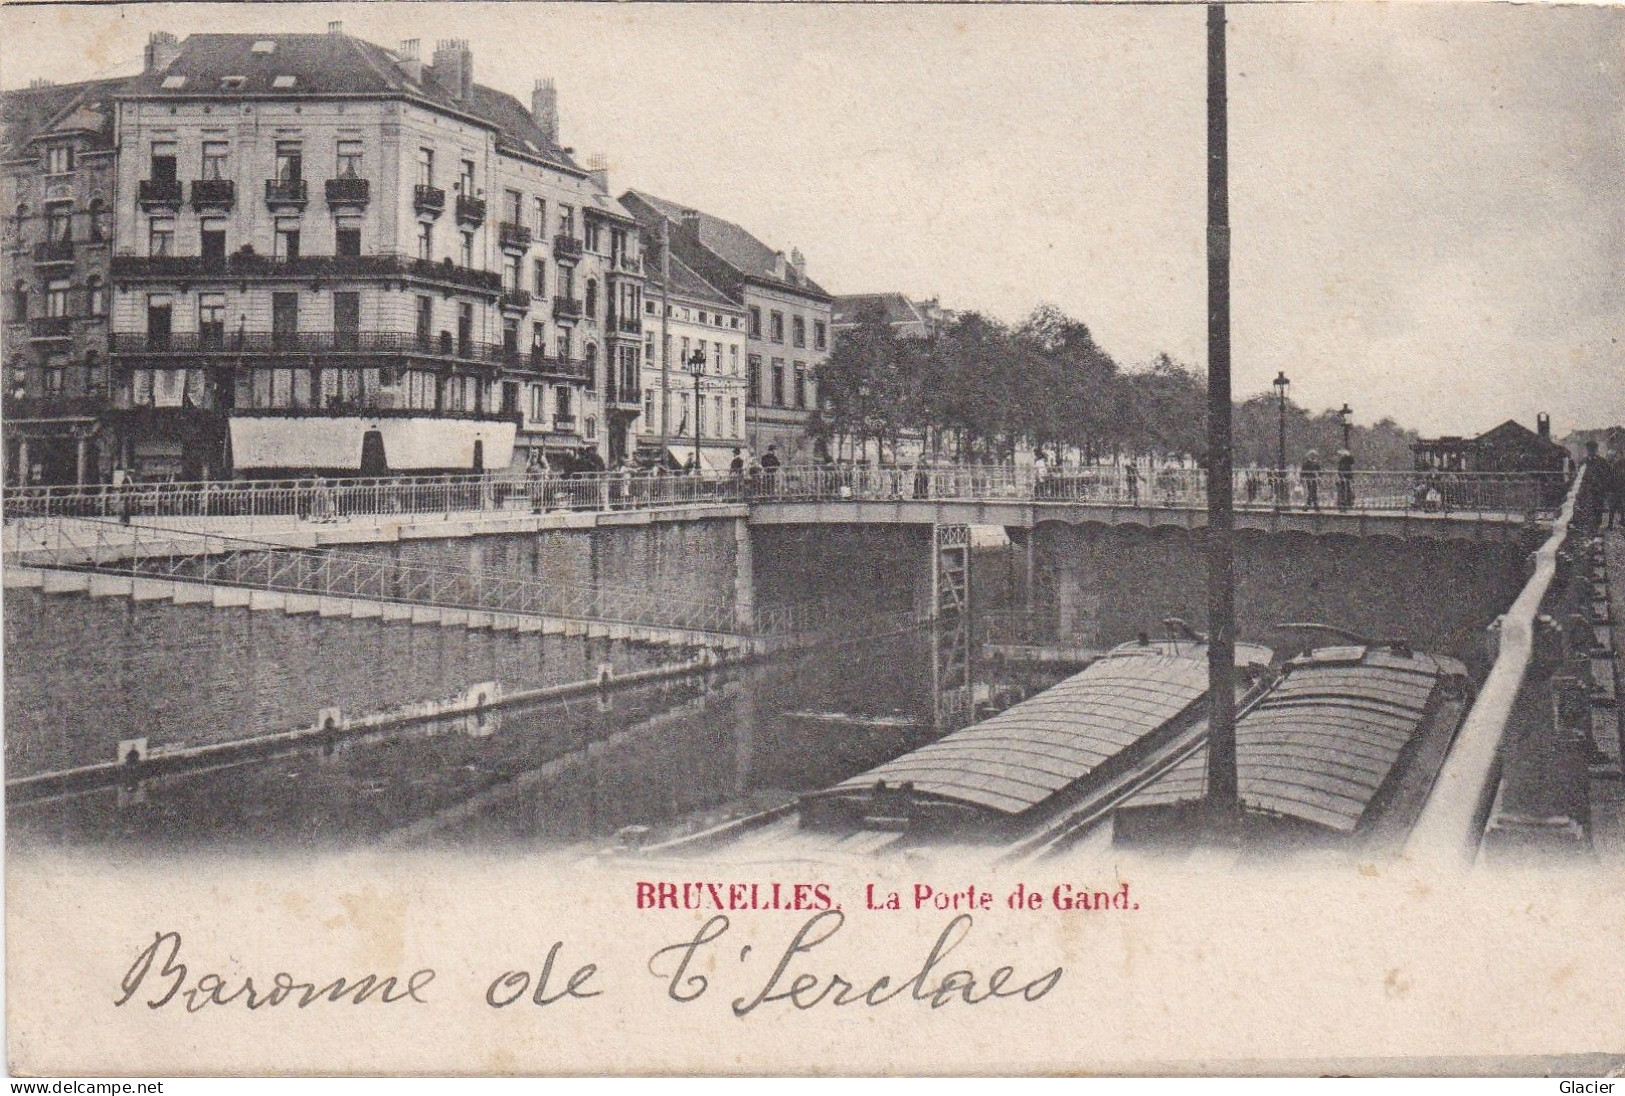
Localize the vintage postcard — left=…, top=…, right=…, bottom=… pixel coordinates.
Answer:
left=3, top=0, right=1624, bottom=1078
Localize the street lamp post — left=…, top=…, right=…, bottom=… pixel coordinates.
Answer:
left=1338, top=402, right=1353, bottom=451
left=1273, top=370, right=1290, bottom=504
left=686, top=348, right=706, bottom=472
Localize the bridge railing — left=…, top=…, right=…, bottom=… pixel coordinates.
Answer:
left=2, top=465, right=1566, bottom=526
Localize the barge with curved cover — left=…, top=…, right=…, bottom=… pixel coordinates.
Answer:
left=1101, top=639, right=1471, bottom=854
left=658, top=638, right=1274, bottom=861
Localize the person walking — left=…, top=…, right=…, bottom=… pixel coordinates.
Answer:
left=1125, top=460, right=1139, bottom=506
left=1301, top=449, right=1323, bottom=511
left=759, top=443, right=782, bottom=497
left=1579, top=440, right=1616, bottom=531
left=1336, top=449, right=1355, bottom=510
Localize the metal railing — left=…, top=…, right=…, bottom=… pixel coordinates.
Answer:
left=499, top=222, right=532, bottom=251
left=111, top=253, right=503, bottom=294
left=32, top=240, right=74, bottom=264
left=2, top=466, right=1566, bottom=527
left=137, top=178, right=183, bottom=207
left=264, top=178, right=308, bottom=206
left=190, top=179, right=236, bottom=210
left=413, top=184, right=445, bottom=214
left=110, top=328, right=553, bottom=369
left=325, top=177, right=371, bottom=206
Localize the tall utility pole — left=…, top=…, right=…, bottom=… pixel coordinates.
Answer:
left=1204, top=1, right=1240, bottom=821
left=658, top=218, right=672, bottom=454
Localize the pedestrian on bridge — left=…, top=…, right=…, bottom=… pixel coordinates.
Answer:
left=1579, top=440, right=1616, bottom=531
left=1336, top=449, right=1355, bottom=511
left=760, top=444, right=782, bottom=496
left=1301, top=450, right=1323, bottom=511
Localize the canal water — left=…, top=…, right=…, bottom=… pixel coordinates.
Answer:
left=6, top=628, right=1026, bottom=854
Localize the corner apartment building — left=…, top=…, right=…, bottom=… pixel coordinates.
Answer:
left=100, top=26, right=642, bottom=478
left=637, top=244, right=748, bottom=470
left=620, top=191, right=830, bottom=462
left=2, top=76, right=126, bottom=485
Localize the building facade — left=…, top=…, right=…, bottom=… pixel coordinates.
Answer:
left=832, top=292, right=957, bottom=342
left=2, top=76, right=126, bottom=484
left=621, top=191, right=830, bottom=462
left=51, top=26, right=642, bottom=480
left=637, top=245, right=748, bottom=470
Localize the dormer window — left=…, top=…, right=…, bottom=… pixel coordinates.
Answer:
left=161, top=75, right=186, bottom=89
left=272, top=75, right=297, bottom=89
left=45, top=146, right=74, bottom=174
left=252, top=40, right=276, bottom=53
left=221, top=76, right=246, bottom=90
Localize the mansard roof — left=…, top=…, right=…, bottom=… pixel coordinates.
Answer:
left=622, top=189, right=830, bottom=301
left=118, top=33, right=584, bottom=174
left=1, top=77, right=127, bottom=161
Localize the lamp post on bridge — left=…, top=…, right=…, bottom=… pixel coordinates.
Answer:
left=1273, top=370, right=1290, bottom=506
left=1338, top=403, right=1353, bottom=452
left=685, top=348, right=706, bottom=473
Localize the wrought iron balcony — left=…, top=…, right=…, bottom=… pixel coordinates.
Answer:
left=614, top=252, right=642, bottom=274
left=616, top=317, right=642, bottom=335
left=29, top=316, right=73, bottom=339
left=553, top=234, right=583, bottom=261
left=138, top=178, right=183, bottom=209
left=264, top=178, right=308, bottom=207
left=110, top=329, right=514, bottom=367
left=325, top=177, right=371, bottom=207
left=609, top=384, right=642, bottom=408
left=505, top=349, right=593, bottom=381
left=109, top=253, right=502, bottom=295
left=190, top=179, right=235, bottom=211
left=455, top=194, right=486, bottom=225
left=499, top=288, right=532, bottom=312
left=414, top=184, right=446, bottom=216
left=32, top=240, right=74, bottom=265
left=2, top=394, right=107, bottom=420
left=499, top=221, right=532, bottom=251
left=232, top=404, right=520, bottom=425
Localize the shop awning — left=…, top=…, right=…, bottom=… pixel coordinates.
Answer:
left=666, top=445, right=733, bottom=473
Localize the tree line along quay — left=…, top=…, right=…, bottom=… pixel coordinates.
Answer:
left=819, top=302, right=1433, bottom=470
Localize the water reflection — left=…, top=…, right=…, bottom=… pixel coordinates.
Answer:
left=9, top=630, right=1010, bottom=855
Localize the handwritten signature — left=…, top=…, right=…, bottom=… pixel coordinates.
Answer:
left=116, top=914, right=1062, bottom=1016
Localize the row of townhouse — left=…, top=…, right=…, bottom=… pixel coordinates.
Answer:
left=1, top=24, right=832, bottom=483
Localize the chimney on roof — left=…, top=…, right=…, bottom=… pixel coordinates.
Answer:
left=432, top=39, right=473, bottom=102
left=1538, top=412, right=1551, bottom=440
left=772, top=250, right=788, bottom=280
left=585, top=154, right=609, bottom=192
left=789, top=247, right=806, bottom=282
left=28, top=78, right=53, bottom=89
left=531, top=79, right=559, bottom=145
left=679, top=209, right=702, bottom=240
left=144, top=32, right=181, bottom=74
left=396, top=39, right=423, bottom=82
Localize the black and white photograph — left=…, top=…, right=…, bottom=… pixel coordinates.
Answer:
left=1, top=0, right=1622, bottom=1078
